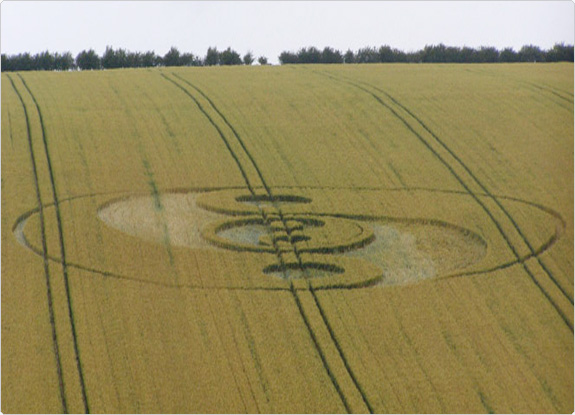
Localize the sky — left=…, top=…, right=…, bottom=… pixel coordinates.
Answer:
left=1, top=1, right=574, bottom=64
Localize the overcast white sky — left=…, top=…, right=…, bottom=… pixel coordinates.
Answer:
left=1, top=1, right=573, bottom=64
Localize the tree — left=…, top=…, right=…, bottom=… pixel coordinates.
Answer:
left=355, top=47, right=379, bottom=63
left=219, top=47, right=242, bottom=65
left=378, top=45, right=395, bottom=63
left=14, top=53, right=35, bottom=70
left=180, top=52, right=202, bottom=66
left=444, top=46, right=463, bottom=62
left=54, top=52, right=75, bottom=70
left=321, top=47, right=343, bottom=64
left=1, top=54, right=9, bottom=71
left=343, top=49, right=356, bottom=64
left=125, top=51, right=143, bottom=68
left=476, top=46, right=499, bottom=63
left=546, top=43, right=574, bottom=62
left=405, top=50, right=423, bottom=63
left=518, top=45, right=545, bottom=62
left=102, top=46, right=130, bottom=69
left=101, top=47, right=115, bottom=68
left=499, top=47, right=518, bottom=63
left=35, top=51, right=55, bottom=70
left=163, top=47, right=182, bottom=67
left=141, top=51, right=160, bottom=67
left=297, top=47, right=322, bottom=63
left=458, top=46, right=476, bottom=63
left=243, top=51, right=254, bottom=65
left=278, top=51, right=298, bottom=64
left=204, top=47, right=220, bottom=66
left=391, top=48, right=408, bottom=63
left=4, top=43, right=574, bottom=72
left=421, top=44, right=449, bottom=63
left=76, top=49, right=101, bottom=70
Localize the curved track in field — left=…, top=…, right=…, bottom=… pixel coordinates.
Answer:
left=8, top=74, right=90, bottom=414
left=310, top=68, right=573, bottom=332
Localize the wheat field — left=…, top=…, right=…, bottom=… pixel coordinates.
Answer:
left=2, top=63, right=573, bottom=413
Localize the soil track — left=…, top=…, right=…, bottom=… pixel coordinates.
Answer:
left=161, top=71, right=368, bottom=412
left=6, top=74, right=69, bottom=413
left=9, top=74, right=90, bottom=414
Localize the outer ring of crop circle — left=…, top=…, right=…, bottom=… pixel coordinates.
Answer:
left=12, top=186, right=565, bottom=290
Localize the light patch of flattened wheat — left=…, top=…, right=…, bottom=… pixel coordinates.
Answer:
left=97, top=193, right=225, bottom=249
left=344, top=222, right=487, bottom=286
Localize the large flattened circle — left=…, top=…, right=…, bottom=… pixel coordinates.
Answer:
left=201, top=215, right=375, bottom=254
left=14, top=187, right=563, bottom=290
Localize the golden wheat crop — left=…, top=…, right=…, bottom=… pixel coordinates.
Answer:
left=2, top=63, right=573, bottom=413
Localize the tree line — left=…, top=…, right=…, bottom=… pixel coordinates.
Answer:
left=1, top=46, right=269, bottom=72
left=279, top=43, right=574, bottom=64
left=2, top=43, right=573, bottom=72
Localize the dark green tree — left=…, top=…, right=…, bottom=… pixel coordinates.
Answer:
left=421, top=44, right=448, bottom=63
left=219, top=47, right=242, bottom=65
left=1, top=54, right=10, bottom=71
left=76, top=49, right=101, bottom=70
left=102, top=46, right=129, bottom=68
left=35, top=51, right=55, bottom=70
left=180, top=52, right=202, bottom=66
left=297, top=47, right=321, bottom=63
left=125, top=51, right=143, bottom=68
left=392, top=48, right=408, bottom=63
left=378, top=45, right=395, bottom=63
left=518, top=45, right=545, bottom=62
left=54, top=52, right=75, bottom=70
left=444, top=46, right=463, bottom=62
left=355, top=47, right=379, bottom=63
left=204, top=47, right=220, bottom=66
left=243, top=51, right=254, bottom=65
left=141, top=51, right=160, bottom=67
left=163, top=47, right=182, bottom=67
left=546, top=43, right=574, bottom=62
left=321, top=47, right=343, bottom=63
left=499, top=48, right=518, bottom=62
left=258, top=56, right=268, bottom=65
left=343, top=49, right=356, bottom=63
left=278, top=51, right=298, bottom=64
left=458, top=46, right=476, bottom=63
left=13, top=53, right=35, bottom=70
left=476, top=46, right=499, bottom=63
left=101, top=47, right=115, bottom=68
